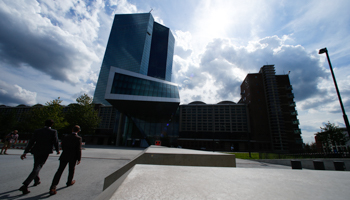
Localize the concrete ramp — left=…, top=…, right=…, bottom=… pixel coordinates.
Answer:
left=97, top=145, right=235, bottom=199
left=108, top=164, right=350, bottom=200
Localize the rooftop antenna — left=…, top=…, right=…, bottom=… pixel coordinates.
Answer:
left=149, top=8, right=153, bottom=13
left=288, top=71, right=291, bottom=75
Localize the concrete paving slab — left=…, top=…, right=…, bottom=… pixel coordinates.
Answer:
left=0, top=147, right=145, bottom=200
left=111, top=164, right=350, bottom=200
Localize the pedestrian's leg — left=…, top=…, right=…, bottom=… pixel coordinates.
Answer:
left=51, top=160, right=68, bottom=188
left=3, top=143, right=10, bottom=154
left=1, top=142, right=9, bottom=154
left=50, top=160, right=68, bottom=195
left=34, top=175, right=40, bottom=185
left=67, top=160, right=76, bottom=185
left=0, top=144, right=5, bottom=154
left=22, top=154, right=49, bottom=186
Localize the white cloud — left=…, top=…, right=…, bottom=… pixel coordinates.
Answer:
left=109, top=0, right=137, bottom=14
left=0, top=81, right=37, bottom=106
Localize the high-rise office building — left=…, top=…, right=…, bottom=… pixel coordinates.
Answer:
left=93, top=13, right=179, bottom=147
left=94, top=13, right=175, bottom=105
left=240, top=65, right=303, bottom=153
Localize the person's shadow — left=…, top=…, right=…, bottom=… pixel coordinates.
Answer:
left=0, top=186, right=67, bottom=199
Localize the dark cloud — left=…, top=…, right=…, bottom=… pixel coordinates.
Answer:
left=216, top=80, right=241, bottom=101
left=271, top=46, right=328, bottom=101
left=0, top=4, right=95, bottom=83
left=195, top=36, right=328, bottom=103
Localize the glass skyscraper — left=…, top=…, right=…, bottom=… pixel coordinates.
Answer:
left=93, top=13, right=179, bottom=147
left=94, top=13, right=175, bottom=105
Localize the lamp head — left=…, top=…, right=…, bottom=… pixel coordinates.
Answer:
left=319, top=48, right=327, bottom=54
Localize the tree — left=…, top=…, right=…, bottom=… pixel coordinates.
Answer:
left=64, top=94, right=100, bottom=136
left=304, top=142, right=317, bottom=153
left=315, top=122, right=349, bottom=152
left=22, top=98, right=68, bottom=135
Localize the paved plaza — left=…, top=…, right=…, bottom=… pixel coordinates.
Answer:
left=0, top=146, right=144, bottom=200
left=1, top=146, right=350, bottom=200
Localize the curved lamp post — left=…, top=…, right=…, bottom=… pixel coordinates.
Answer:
left=319, top=48, right=350, bottom=135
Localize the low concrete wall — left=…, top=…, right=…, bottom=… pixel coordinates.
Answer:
left=257, top=158, right=350, bottom=171
left=140, top=152, right=235, bottom=167
left=103, top=146, right=236, bottom=190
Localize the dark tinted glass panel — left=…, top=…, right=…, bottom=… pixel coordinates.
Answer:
left=147, top=22, right=169, bottom=80
left=111, top=73, right=179, bottom=99
left=93, top=13, right=154, bottom=105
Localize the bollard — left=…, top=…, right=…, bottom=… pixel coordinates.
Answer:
left=291, top=160, right=302, bottom=169
left=313, top=160, right=325, bottom=170
left=334, top=161, right=346, bottom=171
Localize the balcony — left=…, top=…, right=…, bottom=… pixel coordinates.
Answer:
left=290, top=111, right=298, bottom=115
left=287, top=93, right=294, bottom=98
left=292, top=119, right=299, bottom=125
left=295, top=138, right=303, bottom=144
left=294, top=129, right=301, bottom=134
left=285, top=85, right=293, bottom=90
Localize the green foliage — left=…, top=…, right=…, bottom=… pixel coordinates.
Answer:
left=45, top=98, right=69, bottom=131
left=64, top=94, right=100, bottom=135
left=76, top=93, right=93, bottom=105
left=304, top=142, right=317, bottom=153
left=315, top=122, right=349, bottom=152
left=0, top=94, right=100, bottom=140
left=22, top=98, right=68, bottom=134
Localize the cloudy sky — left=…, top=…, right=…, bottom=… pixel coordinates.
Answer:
left=1, top=0, right=350, bottom=143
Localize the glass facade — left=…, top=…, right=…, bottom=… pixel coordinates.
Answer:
left=147, top=22, right=174, bottom=82
left=93, top=13, right=175, bottom=105
left=120, top=113, right=179, bottom=147
left=93, top=13, right=178, bottom=147
left=98, top=106, right=118, bottom=129
left=94, top=13, right=155, bottom=105
left=166, top=32, right=175, bottom=81
left=103, top=13, right=153, bottom=74
left=110, top=73, right=179, bottom=99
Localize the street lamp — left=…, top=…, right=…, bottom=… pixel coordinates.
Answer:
left=319, top=47, right=350, bottom=135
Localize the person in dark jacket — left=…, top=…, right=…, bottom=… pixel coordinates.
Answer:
left=49, top=125, right=82, bottom=195
left=19, top=119, right=60, bottom=195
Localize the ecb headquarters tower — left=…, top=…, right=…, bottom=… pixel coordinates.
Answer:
left=93, top=13, right=179, bottom=147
